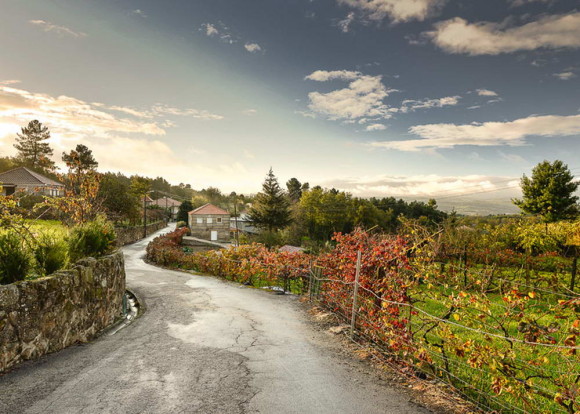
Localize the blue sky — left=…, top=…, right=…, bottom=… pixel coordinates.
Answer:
left=0, top=0, right=578, bottom=208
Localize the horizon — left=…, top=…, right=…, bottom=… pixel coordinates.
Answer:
left=0, top=0, right=579, bottom=214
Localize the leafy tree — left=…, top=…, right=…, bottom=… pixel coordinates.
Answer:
left=13, top=120, right=55, bottom=172
left=248, top=168, right=292, bottom=232
left=513, top=160, right=579, bottom=222
left=98, top=173, right=140, bottom=224
left=130, top=176, right=152, bottom=198
left=0, top=157, right=16, bottom=173
left=177, top=200, right=193, bottom=223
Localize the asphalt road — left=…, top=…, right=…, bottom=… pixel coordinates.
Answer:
left=0, top=226, right=430, bottom=414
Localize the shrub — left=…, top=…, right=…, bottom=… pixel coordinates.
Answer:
left=0, top=231, right=31, bottom=284
left=68, top=217, right=117, bottom=262
left=175, top=221, right=187, bottom=229
left=34, top=232, right=68, bottom=276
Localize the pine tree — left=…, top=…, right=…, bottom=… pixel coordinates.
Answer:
left=286, top=177, right=303, bottom=203
left=13, top=120, right=55, bottom=172
left=248, top=168, right=292, bottom=232
left=62, top=144, right=98, bottom=175
left=513, top=160, right=579, bottom=222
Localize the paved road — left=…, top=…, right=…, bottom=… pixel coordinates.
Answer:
left=0, top=227, right=429, bottom=414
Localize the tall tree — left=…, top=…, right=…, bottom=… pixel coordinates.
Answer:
left=13, top=120, right=55, bottom=172
left=513, top=160, right=579, bottom=222
left=248, top=168, right=291, bottom=232
left=176, top=200, right=193, bottom=223
left=62, top=144, right=99, bottom=196
left=286, top=178, right=303, bottom=203
left=62, top=144, right=98, bottom=174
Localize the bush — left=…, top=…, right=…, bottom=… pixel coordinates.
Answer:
left=34, top=232, right=68, bottom=276
left=68, top=217, right=117, bottom=262
left=176, top=221, right=187, bottom=229
left=0, top=231, right=31, bottom=284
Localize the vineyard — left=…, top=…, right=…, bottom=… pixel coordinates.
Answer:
left=147, top=223, right=580, bottom=413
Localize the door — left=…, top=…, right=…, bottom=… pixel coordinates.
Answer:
left=211, top=231, right=218, bottom=241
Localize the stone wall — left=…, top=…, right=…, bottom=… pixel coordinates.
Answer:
left=0, top=251, right=126, bottom=373
left=115, top=220, right=167, bottom=246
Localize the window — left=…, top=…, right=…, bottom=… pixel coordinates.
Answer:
left=217, top=218, right=222, bottom=223
left=207, top=217, right=213, bottom=224
left=196, top=218, right=203, bottom=224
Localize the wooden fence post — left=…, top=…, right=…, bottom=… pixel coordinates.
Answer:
left=350, top=251, right=362, bottom=338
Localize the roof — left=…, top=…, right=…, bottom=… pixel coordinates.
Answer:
left=189, top=203, right=229, bottom=215
left=0, top=167, right=63, bottom=187
left=279, top=245, right=306, bottom=254
left=151, top=197, right=181, bottom=208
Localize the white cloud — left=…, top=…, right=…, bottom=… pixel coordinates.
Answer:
left=401, top=95, right=460, bottom=111
left=202, top=23, right=219, bottom=37
left=131, top=9, right=147, bottom=18
left=553, top=71, right=576, bottom=80
left=365, top=123, right=387, bottom=131
left=305, top=70, right=361, bottom=82
left=244, top=43, right=262, bottom=53
left=151, top=104, right=224, bottom=120
left=242, top=109, right=257, bottom=116
left=476, top=88, right=498, bottom=96
left=29, top=20, right=86, bottom=38
left=370, top=113, right=580, bottom=151
left=337, top=0, right=446, bottom=23
left=323, top=173, right=519, bottom=197
left=498, top=151, right=525, bottom=163
left=338, top=12, right=356, bottom=33
left=305, top=70, right=394, bottom=120
left=427, top=12, right=580, bottom=55
left=508, top=0, right=553, bottom=6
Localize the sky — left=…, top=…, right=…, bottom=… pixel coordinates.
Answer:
left=0, top=0, right=579, bottom=211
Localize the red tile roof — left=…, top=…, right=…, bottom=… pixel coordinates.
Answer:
left=151, top=197, right=181, bottom=208
left=189, top=203, right=229, bottom=215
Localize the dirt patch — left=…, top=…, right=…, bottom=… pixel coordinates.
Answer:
left=299, top=299, right=480, bottom=414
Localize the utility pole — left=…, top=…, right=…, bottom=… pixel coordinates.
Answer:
left=234, top=200, right=240, bottom=247
left=143, top=194, right=147, bottom=238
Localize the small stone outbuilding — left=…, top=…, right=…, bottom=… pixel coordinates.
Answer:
left=188, top=203, right=230, bottom=242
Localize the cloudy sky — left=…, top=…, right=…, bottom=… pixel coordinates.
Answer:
left=0, top=0, right=579, bottom=208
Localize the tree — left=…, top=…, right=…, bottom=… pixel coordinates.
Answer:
left=62, top=144, right=98, bottom=174
left=248, top=168, right=292, bottom=232
left=13, top=120, right=55, bottom=172
left=62, top=144, right=99, bottom=197
left=513, top=160, right=579, bottom=222
left=98, top=173, right=140, bottom=224
left=176, top=200, right=193, bottom=223
left=286, top=178, right=303, bottom=203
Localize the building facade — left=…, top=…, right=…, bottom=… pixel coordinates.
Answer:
left=0, top=167, right=64, bottom=197
left=188, top=203, right=230, bottom=242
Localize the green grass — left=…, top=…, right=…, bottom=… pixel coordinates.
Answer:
left=408, top=279, right=577, bottom=413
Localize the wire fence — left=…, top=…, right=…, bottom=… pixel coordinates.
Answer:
left=299, top=254, right=580, bottom=414
left=149, top=230, right=580, bottom=413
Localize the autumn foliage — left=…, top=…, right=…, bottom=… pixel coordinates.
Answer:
left=147, top=227, right=579, bottom=413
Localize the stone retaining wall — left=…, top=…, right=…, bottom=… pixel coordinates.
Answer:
left=115, top=221, right=167, bottom=246
left=0, top=251, right=126, bottom=373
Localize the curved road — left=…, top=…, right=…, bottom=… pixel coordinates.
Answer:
left=0, top=227, right=429, bottom=414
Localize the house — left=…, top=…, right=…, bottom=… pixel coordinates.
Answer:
left=230, top=213, right=259, bottom=235
left=151, top=196, right=181, bottom=220
left=188, top=203, right=230, bottom=242
left=0, top=167, right=64, bottom=197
